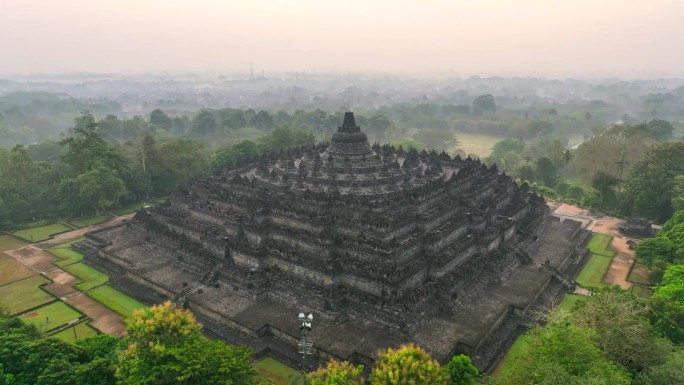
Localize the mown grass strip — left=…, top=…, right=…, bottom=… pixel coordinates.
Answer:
left=0, top=275, right=54, bottom=314
left=62, top=263, right=109, bottom=291
left=21, top=301, right=82, bottom=333
left=253, top=356, right=302, bottom=385
left=68, top=215, right=112, bottom=228
left=87, top=285, right=146, bottom=321
left=52, top=322, right=98, bottom=342
left=13, top=223, right=72, bottom=243
left=576, top=253, right=612, bottom=288
left=0, top=235, right=28, bottom=251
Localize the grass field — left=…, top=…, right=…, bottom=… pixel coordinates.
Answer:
left=0, top=235, right=28, bottom=251
left=628, top=262, right=650, bottom=285
left=21, top=301, right=82, bottom=332
left=114, top=197, right=167, bottom=215
left=68, top=215, right=112, bottom=228
left=451, top=132, right=507, bottom=158
left=0, top=275, right=54, bottom=314
left=0, top=254, right=36, bottom=285
left=87, top=285, right=146, bottom=321
left=62, top=263, right=109, bottom=291
left=492, top=334, right=530, bottom=381
left=253, top=357, right=302, bottom=385
left=13, top=223, right=72, bottom=243
left=576, top=254, right=612, bottom=288
left=587, top=233, right=615, bottom=257
left=557, top=293, right=583, bottom=312
left=52, top=322, right=98, bottom=342
left=632, top=285, right=652, bottom=299
left=48, top=238, right=85, bottom=267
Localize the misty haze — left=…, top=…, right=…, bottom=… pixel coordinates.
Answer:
left=1, top=2, right=683, bottom=385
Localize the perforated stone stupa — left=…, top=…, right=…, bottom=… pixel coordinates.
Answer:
left=77, top=112, right=587, bottom=371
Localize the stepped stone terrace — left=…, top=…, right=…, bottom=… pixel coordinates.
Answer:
left=76, top=112, right=587, bottom=371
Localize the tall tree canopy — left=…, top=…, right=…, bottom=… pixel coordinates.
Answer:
left=624, top=142, right=684, bottom=221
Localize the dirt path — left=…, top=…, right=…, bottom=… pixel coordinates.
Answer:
left=3, top=213, right=135, bottom=336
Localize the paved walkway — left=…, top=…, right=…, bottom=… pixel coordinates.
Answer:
left=4, top=213, right=135, bottom=336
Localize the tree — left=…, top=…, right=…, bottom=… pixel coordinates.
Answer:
left=444, top=354, right=478, bottom=385
left=472, top=94, right=496, bottom=116
left=151, top=139, right=209, bottom=195
left=192, top=109, right=217, bottom=134
left=633, top=348, right=684, bottom=385
left=308, top=360, right=364, bottom=385
left=369, top=344, right=449, bottom=385
left=149, top=109, right=173, bottom=130
left=535, top=157, right=558, bottom=187
left=591, top=171, right=620, bottom=210
left=501, top=312, right=631, bottom=385
left=211, top=140, right=261, bottom=172
left=412, top=130, right=458, bottom=152
left=650, top=264, right=684, bottom=345
left=571, top=288, right=671, bottom=373
left=672, top=175, right=684, bottom=212
left=75, top=162, right=127, bottom=214
left=624, top=142, right=684, bottom=221
left=117, top=301, right=258, bottom=385
left=258, top=125, right=314, bottom=152
left=635, top=119, right=674, bottom=141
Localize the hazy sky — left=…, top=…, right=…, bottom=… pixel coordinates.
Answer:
left=3, top=0, right=684, bottom=76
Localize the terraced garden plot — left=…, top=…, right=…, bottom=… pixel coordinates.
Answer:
left=632, top=285, right=652, bottom=299
left=21, top=301, right=82, bottom=332
left=114, top=197, right=167, bottom=215
left=628, top=263, right=650, bottom=285
left=576, top=254, right=612, bottom=288
left=68, top=215, right=112, bottom=228
left=48, top=239, right=85, bottom=267
left=253, top=357, right=302, bottom=385
left=13, top=223, right=72, bottom=243
left=587, top=233, right=615, bottom=257
left=0, top=254, right=36, bottom=285
left=0, top=235, right=28, bottom=251
left=0, top=275, right=54, bottom=314
left=52, top=322, right=98, bottom=342
left=87, top=285, right=146, bottom=321
left=62, top=263, right=108, bottom=291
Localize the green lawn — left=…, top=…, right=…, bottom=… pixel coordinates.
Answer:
left=48, top=239, right=85, bottom=267
left=632, top=285, right=652, bottom=299
left=628, top=262, right=650, bottom=285
left=0, top=275, right=54, bottom=314
left=114, top=197, right=167, bottom=215
left=21, top=301, right=82, bottom=332
left=587, top=233, right=615, bottom=257
left=52, top=322, right=98, bottom=342
left=576, top=253, right=612, bottom=288
left=68, top=215, right=112, bottom=228
left=492, top=334, right=530, bottom=381
left=13, top=223, right=72, bottom=243
left=253, top=357, right=302, bottom=385
left=450, top=132, right=507, bottom=158
left=0, top=235, right=28, bottom=251
left=0, top=254, right=36, bottom=285
left=557, top=293, right=583, bottom=312
left=62, top=263, right=109, bottom=291
left=87, top=285, right=146, bottom=321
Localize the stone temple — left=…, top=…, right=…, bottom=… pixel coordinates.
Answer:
left=77, top=112, right=588, bottom=371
